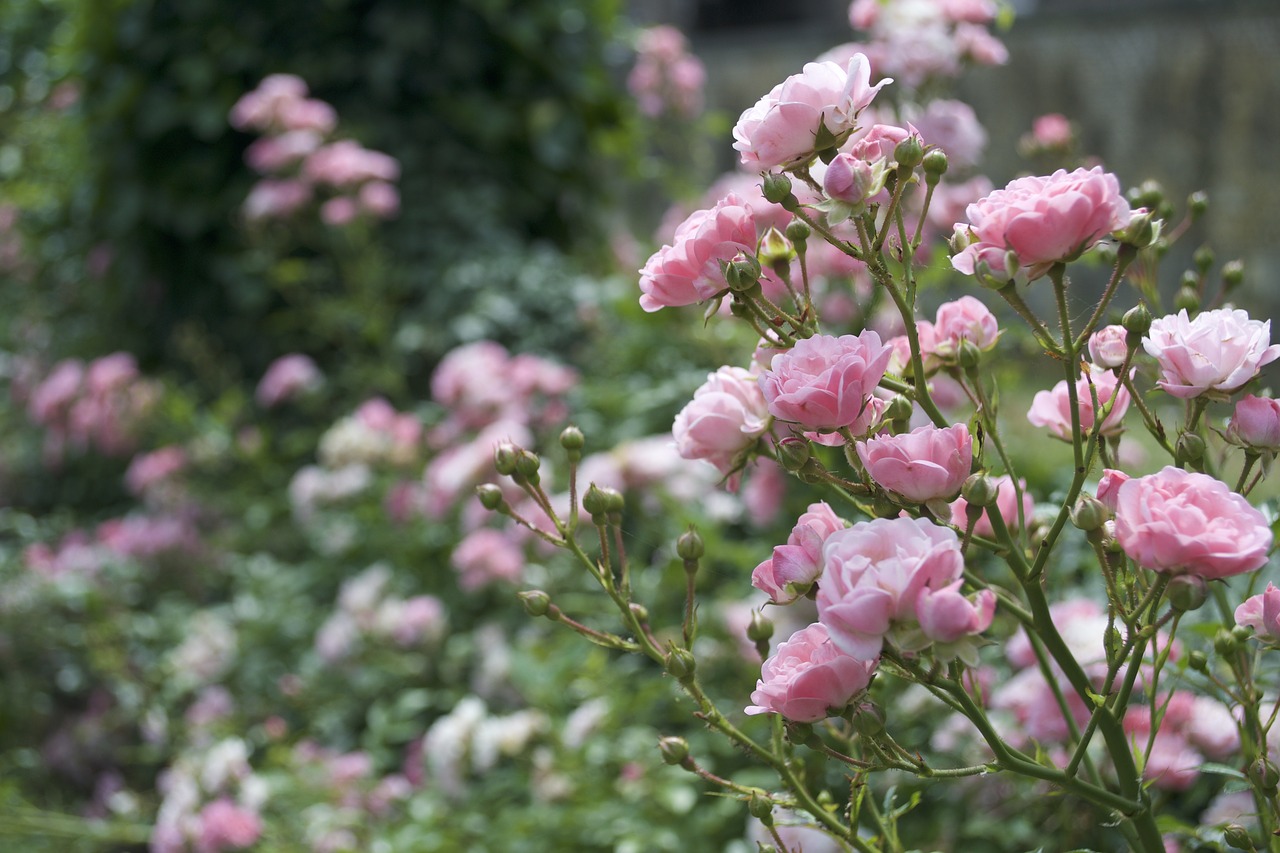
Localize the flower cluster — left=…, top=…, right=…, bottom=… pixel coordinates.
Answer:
left=313, top=564, right=447, bottom=663
left=842, top=0, right=1007, bottom=89
left=627, top=25, right=706, bottom=119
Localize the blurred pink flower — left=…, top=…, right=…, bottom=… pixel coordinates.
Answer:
left=672, top=366, right=770, bottom=479
left=255, top=353, right=323, bottom=408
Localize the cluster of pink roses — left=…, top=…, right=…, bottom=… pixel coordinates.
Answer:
left=24, top=512, right=203, bottom=582
left=842, top=0, right=1007, bottom=89
left=230, top=74, right=400, bottom=225
left=627, top=25, right=706, bottom=119
left=23, top=352, right=160, bottom=465
left=314, top=564, right=447, bottom=663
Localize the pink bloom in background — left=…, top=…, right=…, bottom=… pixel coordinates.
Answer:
left=320, top=196, right=359, bottom=226
left=1030, top=113, right=1073, bottom=149
left=856, top=423, right=972, bottom=504
left=304, top=140, right=399, bottom=187
left=1026, top=364, right=1131, bottom=440
left=949, top=474, right=1034, bottom=538
left=255, top=353, right=323, bottom=407
left=672, top=366, right=771, bottom=479
left=628, top=25, right=706, bottom=118
left=1227, top=395, right=1280, bottom=450
left=752, top=502, right=847, bottom=604
left=916, top=581, right=995, bottom=645
left=758, top=332, right=891, bottom=434
left=1143, top=308, right=1280, bottom=399
left=1095, top=468, right=1129, bottom=512
left=903, top=99, right=987, bottom=171
left=1236, top=583, right=1280, bottom=643
left=228, top=73, right=309, bottom=131
left=1088, top=324, right=1130, bottom=368
left=638, top=193, right=757, bottom=312
left=1113, top=466, right=1272, bottom=579
left=358, top=180, right=400, bottom=218
left=927, top=295, right=999, bottom=362
left=451, top=528, right=525, bottom=591
left=823, top=150, right=887, bottom=208
left=195, top=798, right=262, bottom=852
left=745, top=622, right=876, bottom=722
left=951, top=167, right=1130, bottom=282
left=26, top=353, right=158, bottom=464
left=817, top=516, right=970, bottom=659
left=243, top=178, right=312, bottom=221
left=244, top=129, right=322, bottom=174
left=732, top=55, right=891, bottom=171
left=125, top=445, right=187, bottom=497
left=28, top=359, right=85, bottom=424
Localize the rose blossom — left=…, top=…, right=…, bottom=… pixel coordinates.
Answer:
left=949, top=474, right=1034, bottom=538
left=196, top=798, right=261, bottom=852
left=672, top=366, right=770, bottom=478
left=745, top=622, right=876, bottom=723
left=752, top=502, right=847, bottom=604
left=1088, top=324, right=1130, bottom=368
left=1236, top=583, right=1280, bottom=643
left=732, top=55, right=891, bottom=171
left=1030, top=113, right=1073, bottom=148
left=856, top=423, right=972, bottom=504
left=1144, top=308, right=1280, bottom=399
left=255, top=353, right=323, bottom=407
left=1113, top=466, right=1272, bottom=579
left=758, top=332, right=891, bottom=434
left=951, top=167, right=1130, bottom=282
left=1026, top=364, right=1131, bottom=440
left=638, top=193, right=757, bottom=312
left=1095, top=468, right=1129, bottom=512
left=927, top=295, right=999, bottom=362
left=1228, top=395, right=1280, bottom=450
left=817, top=516, right=990, bottom=660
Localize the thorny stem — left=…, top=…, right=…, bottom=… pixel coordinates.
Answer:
left=1073, top=244, right=1138, bottom=351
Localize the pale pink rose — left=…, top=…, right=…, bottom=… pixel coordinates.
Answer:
left=949, top=474, right=1034, bottom=538
left=939, top=0, right=998, bottom=24
left=277, top=97, right=338, bottom=134
left=1113, top=466, right=1272, bottom=579
left=451, top=528, right=524, bottom=591
left=321, top=195, right=359, bottom=226
left=928, top=295, right=999, bottom=361
left=86, top=352, right=138, bottom=395
left=848, top=0, right=880, bottom=29
left=638, top=193, right=757, bottom=312
left=228, top=74, right=309, bottom=131
left=1144, top=308, right=1280, bottom=399
left=1088, top=324, right=1129, bottom=368
left=255, top=353, right=323, bottom=407
left=1031, top=113, right=1073, bottom=148
left=916, top=582, right=995, bottom=644
left=903, top=99, right=986, bottom=171
left=358, top=180, right=400, bottom=218
left=817, top=516, right=966, bottom=659
left=1228, top=395, right=1280, bottom=450
left=745, top=622, right=876, bottom=723
left=991, top=667, right=1091, bottom=745
left=28, top=359, right=85, bottom=424
left=954, top=23, right=1008, bottom=65
left=1185, top=695, right=1240, bottom=760
left=758, top=332, right=891, bottom=434
left=1026, top=364, right=1131, bottom=440
left=752, top=502, right=847, bottom=604
left=732, top=56, right=891, bottom=171
left=428, top=341, right=517, bottom=432
left=124, top=446, right=187, bottom=496
left=823, top=151, right=884, bottom=206
left=196, top=799, right=262, bottom=852
left=856, top=423, right=972, bottom=503
left=672, top=366, right=771, bottom=478
left=1095, top=468, right=1129, bottom=512
left=1235, top=583, right=1280, bottom=643
left=383, top=595, right=446, bottom=646
left=304, top=140, right=399, bottom=187
left=741, top=457, right=787, bottom=526
left=244, top=129, right=322, bottom=173
left=952, top=167, right=1130, bottom=281
left=243, top=178, right=311, bottom=220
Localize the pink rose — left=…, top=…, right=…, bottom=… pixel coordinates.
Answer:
left=243, top=178, right=312, bottom=221
left=256, top=353, right=323, bottom=407
left=1227, top=395, right=1280, bottom=450
left=1095, top=468, right=1129, bottom=512
left=856, top=423, right=972, bottom=504
left=1236, top=583, right=1280, bottom=643
left=758, top=332, right=891, bottom=434
left=638, top=194, right=757, bottom=312
left=358, top=180, right=400, bottom=219
left=1026, top=364, right=1131, bottom=440
left=672, top=366, right=771, bottom=478
left=451, top=528, right=525, bottom=591
left=752, top=502, right=847, bottom=603
left=822, top=151, right=885, bottom=207
left=949, top=474, right=1034, bottom=538
left=1031, top=113, right=1073, bottom=149
left=745, top=623, right=877, bottom=723
left=903, top=99, right=986, bottom=171
left=1144, top=308, right=1280, bottom=399
left=916, top=582, right=995, bottom=644
left=817, top=516, right=967, bottom=659
left=124, top=446, right=187, bottom=496
left=732, top=56, right=891, bottom=171
left=951, top=167, right=1130, bottom=282
left=1113, top=466, right=1272, bottom=579
left=928, top=295, right=999, bottom=362
left=1088, top=324, right=1130, bottom=368
left=196, top=799, right=262, bottom=853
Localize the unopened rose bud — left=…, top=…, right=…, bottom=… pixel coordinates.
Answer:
left=1166, top=574, right=1208, bottom=612
left=518, top=590, right=552, bottom=617
left=629, top=602, right=649, bottom=623
left=784, top=219, right=810, bottom=245
left=1214, top=628, right=1239, bottom=657
left=601, top=487, right=625, bottom=515
left=871, top=494, right=900, bottom=518
left=885, top=394, right=914, bottom=424
left=758, top=226, right=796, bottom=269
left=776, top=436, right=812, bottom=472
left=582, top=483, right=609, bottom=517
left=1222, top=259, right=1244, bottom=291
left=1129, top=180, right=1164, bottom=211
left=747, top=610, right=774, bottom=644
left=658, top=736, right=690, bottom=766
left=1187, top=190, right=1208, bottom=219
left=748, top=790, right=773, bottom=822
left=894, top=135, right=924, bottom=169
left=515, top=450, right=541, bottom=482
left=1233, top=624, right=1253, bottom=643
left=761, top=172, right=795, bottom=206
left=853, top=702, right=886, bottom=738
left=1175, top=431, right=1205, bottom=464
left=962, top=474, right=998, bottom=508
left=922, top=149, right=948, bottom=183
left=676, top=528, right=704, bottom=561
left=559, top=425, right=585, bottom=452
left=1222, top=823, right=1255, bottom=851
left=1174, top=283, right=1200, bottom=314
left=1113, top=208, right=1161, bottom=249
left=1187, top=650, right=1208, bottom=673
left=1192, top=245, right=1214, bottom=274
left=665, top=647, right=696, bottom=681
left=1122, top=303, right=1152, bottom=337
left=1249, top=758, right=1280, bottom=792
left=1070, top=495, right=1109, bottom=532
left=957, top=338, right=982, bottom=371
left=494, top=442, right=520, bottom=476
left=476, top=483, right=506, bottom=512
